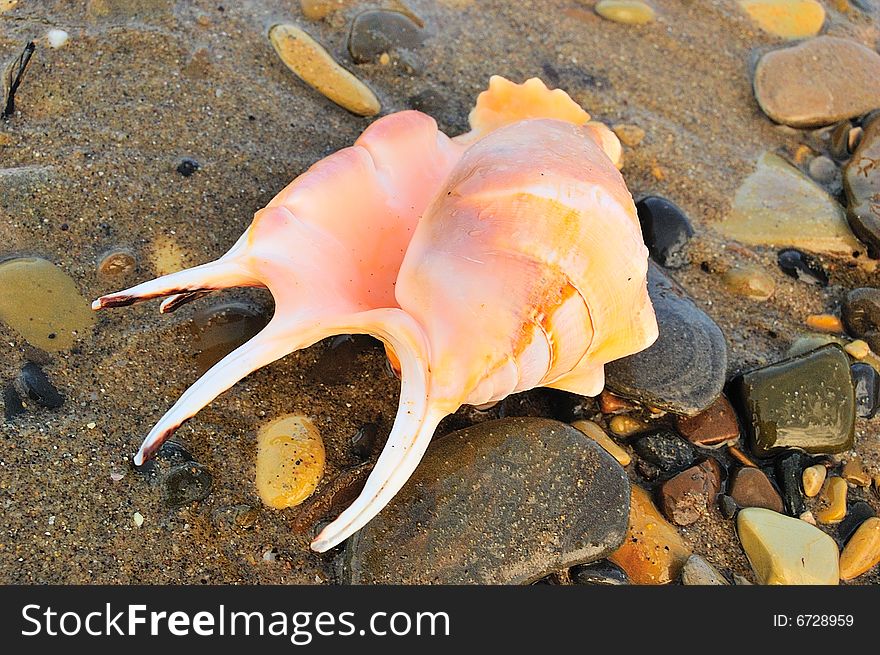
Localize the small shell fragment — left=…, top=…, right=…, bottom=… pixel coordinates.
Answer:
left=268, top=23, right=380, bottom=117
left=256, top=414, right=326, bottom=509
left=133, top=511, right=144, bottom=527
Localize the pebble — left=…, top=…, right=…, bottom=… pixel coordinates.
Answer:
left=570, top=560, right=629, bottom=585
left=255, top=415, right=326, bottom=509
left=816, top=477, right=848, bottom=524
left=846, top=339, right=871, bottom=359
left=842, top=288, right=880, bottom=353
left=97, top=248, right=137, bottom=277
left=838, top=501, right=876, bottom=544
left=348, top=10, right=425, bottom=64
left=269, top=24, right=380, bottom=117
left=738, top=0, right=825, bottom=39
left=343, top=418, right=631, bottom=584
left=635, top=196, right=694, bottom=269
left=608, top=485, right=691, bottom=585
left=132, top=512, right=144, bottom=528
left=608, top=414, right=648, bottom=436
left=632, top=428, right=696, bottom=472
left=737, top=507, right=839, bottom=584
left=720, top=153, right=863, bottom=257
left=851, top=362, right=879, bottom=419
left=721, top=264, right=775, bottom=301
left=839, top=517, right=880, bottom=580
left=754, top=36, right=880, bottom=128
left=0, top=1, right=17, bottom=14
left=161, top=462, right=213, bottom=507
left=46, top=29, right=69, bottom=49
left=775, top=450, right=807, bottom=516
left=176, top=158, right=199, bottom=177
left=802, top=463, right=827, bottom=497
left=0, top=257, right=95, bottom=351
left=842, top=457, right=871, bottom=487
left=189, top=302, right=268, bottom=374
left=786, top=334, right=846, bottom=359
left=291, top=463, right=371, bottom=534
left=300, top=0, right=351, bottom=20
left=807, top=155, right=839, bottom=185
left=719, top=494, right=738, bottom=519
left=735, top=343, right=855, bottom=456
left=777, top=249, right=829, bottom=286
left=805, top=314, right=843, bottom=334
left=351, top=422, right=381, bottom=460
left=674, top=394, right=740, bottom=446
left=612, top=123, right=645, bottom=147
left=729, top=467, right=784, bottom=513
left=844, top=117, right=880, bottom=256
left=3, top=384, right=24, bottom=419
left=605, top=263, right=727, bottom=416
left=800, top=510, right=816, bottom=525
left=18, top=363, right=63, bottom=409
left=598, top=389, right=635, bottom=414
left=657, top=458, right=722, bottom=526
left=681, top=554, right=729, bottom=585
left=595, top=0, right=656, bottom=25
left=572, top=420, right=631, bottom=466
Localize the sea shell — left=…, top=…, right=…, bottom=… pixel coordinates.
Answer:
left=93, top=76, right=657, bottom=552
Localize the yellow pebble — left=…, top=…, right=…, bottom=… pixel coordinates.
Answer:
left=842, top=457, right=871, bottom=487
left=805, top=314, right=843, bottom=333
left=572, top=420, right=631, bottom=466
left=839, top=517, right=880, bottom=580
left=612, top=123, right=646, bottom=147
left=595, top=0, right=656, bottom=25
left=608, top=414, right=648, bottom=437
left=815, top=477, right=847, bottom=524
left=844, top=339, right=870, bottom=360
left=802, top=464, right=826, bottom=497
left=738, top=0, right=826, bottom=40
left=256, top=414, right=326, bottom=509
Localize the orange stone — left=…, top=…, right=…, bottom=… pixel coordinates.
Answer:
left=805, top=313, right=844, bottom=333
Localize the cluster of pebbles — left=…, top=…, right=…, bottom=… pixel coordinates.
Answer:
left=0, top=0, right=879, bottom=585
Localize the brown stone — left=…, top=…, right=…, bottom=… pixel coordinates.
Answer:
left=842, top=457, right=872, bottom=487
left=599, top=389, right=636, bottom=414
left=674, top=394, right=740, bottom=446
left=729, top=467, right=784, bottom=512
left=658, top=459, right=723, bottom=526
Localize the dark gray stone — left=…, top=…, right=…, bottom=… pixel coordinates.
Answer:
left=636, top=196, right=694, bottom=269
left=343, top=418, right=630, bottom=584
left=348, top=10, right=425, bottom=64
left=161, top=462, right=213, bottom=507
left=632, top=428, right=696, bottom=472
left=570, top=560, right=629, bottom=585
left=18, top=363, right=63, bottom=409
left=842, top=288, right=880, bottom=353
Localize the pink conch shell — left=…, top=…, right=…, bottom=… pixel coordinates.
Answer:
left=93, top=76, right=658, bottom=552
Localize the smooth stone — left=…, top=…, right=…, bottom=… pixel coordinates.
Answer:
left=681, top=554, right=729, bottom=585
left=802, top=463, right=827, bottom=497
left=612, top=123, right=645, bottom=147
left=738, top=0, right=825, bottom=39
left=570, top=560, right=629, bottom=585
left=161, top=462, right=213, bottom=507
left=786, top=334, right=846, bottom=358
left=269, top=24, right=380, bottom=117
left=777, top=249, right=829, bottom=286
left=735, top=343, right=855, bottom=456
left=815, top=477, right=848, bottom=524
left=97, top=248, right=137, bottom=277
left=737, top=507, right=839, bottom=584
left=840, top=517, right=880, bottom=580
left=657, top=459, right=722, bottom=526
left=774, top=451, right=807, bottom=516
left=845, top=340, right=871, bottom=360
left=255, top=415, right=326, bottom=509
left=0, top=257, right=94, bottom=351
left=721, top=264, right=776, bottom=301
left=608, top=485, right=691, bottom=585
left=674, top=394, right=740, bottom=446
left=719, top=494, right=738, bottom=519
left=842, top=456, right=872, bottom=487
left=599, top=390, right=636, bottom=414
left=572, top=420, right=631, bottom=466
left=805, top=314, right=843, bottom=334
left=605, top=263, right=727, bottom=416
left=842, top=288, right=880, bottom=353
left=754, top=36, right=880, bottom=128
left=844, top=117, right=880, bottom=256
left=290, top=463, right=371, bottom=535
left=729, top=467, right=784, bottom=513
left=838, top=501, right=876, bottom=544
left=18, top=363, right=63, bottom=409
left=351, top=422, right=380, bottom=460
left=632, top=428, right=696, bottom=472
left=3, top=384, right=24, bottom=419
left=719, top=153, right=862, bottom=256
left=176, top=158, right=199, bottom=177
left=188, top=302, right=268, bottom=374
left=608, top=414, right=648, bottom=436
left=635, top=196, right=694, bottom=269
left=344, top=418, right=631, bottom=584
left=595, top=0, right=656, bottom=25
left=348, top=10, right=425, bottom=64
left=300, top=0, right=352, bottom=21
left=808, top=155, right=839, bottom=185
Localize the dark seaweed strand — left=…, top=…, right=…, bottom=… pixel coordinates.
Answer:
left=2, top=41, right=36, bottom=118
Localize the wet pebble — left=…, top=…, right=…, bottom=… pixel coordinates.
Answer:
left=657, top=458, right=722, bottom=526
left=595, top=0, right=656, bottom=25
left=348, top=10, right=425, bottom=64
left=838, top=501, right=876, bottom=544
left=46, top=29, right=69, bottom=49
left=681, top=553, right=729, bottom=585
left=738, top=0, right=825, bottom=39
left=842, top=288, right=880, bottom=353
left=18, top=363, right=63, bottom=409
left=729, top=467, right=783, bottom=513
left=632, top=428, right=696, bottom=472
left=737, top=507, right=839, bottom=584
left=775, top=450, right=807, bottom=516
left=608, top=414, right=648, bottom=436
left=719, top=494, right=738, bottom=519
left=608, top=486, right=691, bottom=584
left=351, top=422, right=380, bottom=460
left=0, top=257, right=95, bottom=351
left=176, top=158, right=199, bottom=177
left=598, top=390, right=635, bottom=414
left=721, top=264, right=775, bottom=301
left=802, top=463, right=827, bottom=497
left=805, top=314, right=843, bottom=334
left=842, top=456, right=872, bottom=487
left=777, top=249, right=828, bottom=286
left=255, top=415, right=326, bottom=509
left=816, top=476, right=848, bottom=524
left=189, top=302, right=268, bottom=374
left=674, top=394, right=740, bottom=446
left=605, top=263, right=727, bottom=416
left=97, top=248, right=137, bottom=277
left=635, top=196, right=694, bottom=269
left=807, top=155, right=841, bottom=193
left=572, top=420, right=631, bottom=466
left=300, top=0, right=351, bottom=20
left=344, top=418, right=630, bottom=583
left=161, top=462, right=213, bottom=507
left=3, top=384, right=24, bottom=419
left=735, top=343, right=854, bottom=456
left=753, top=36, right=880, bottom=128
left=839, top=517, right=880, bottom=580
left=269, top=24, right=380, bottom=117
left=570, top=560, right=629, bottom=585
left=844, top=114, right=880, bottom=256
left=612, top=123, right=645, bottom=147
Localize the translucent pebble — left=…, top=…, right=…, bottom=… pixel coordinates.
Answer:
left=256, top=415, right=326, bottom=509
